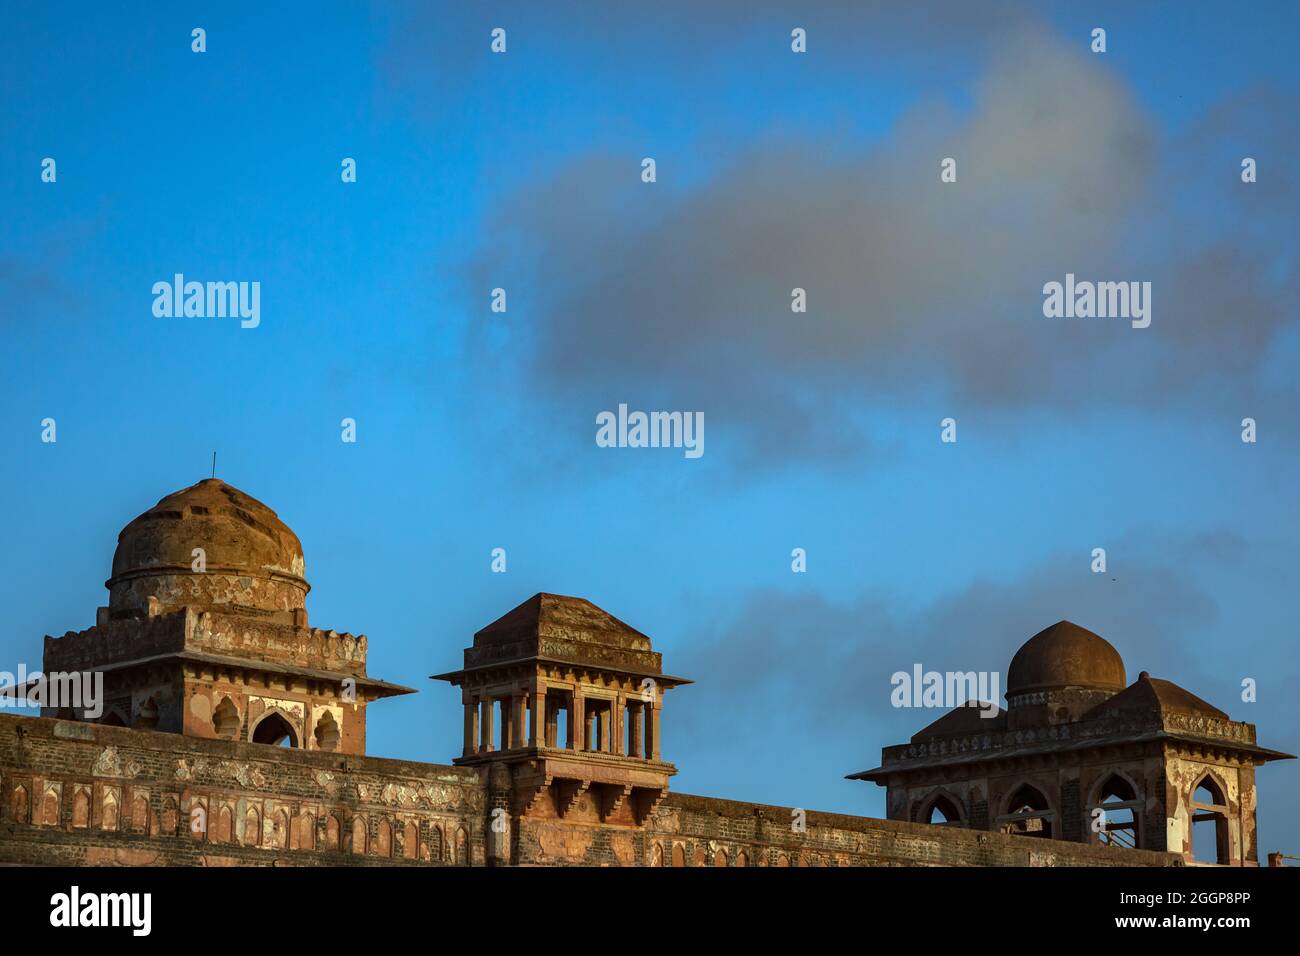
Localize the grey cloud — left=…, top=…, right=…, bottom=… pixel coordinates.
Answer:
left=459, top=24, right=1298, bottom=463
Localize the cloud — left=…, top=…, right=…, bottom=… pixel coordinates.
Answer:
left=460, top=24, right=1299, bottom=465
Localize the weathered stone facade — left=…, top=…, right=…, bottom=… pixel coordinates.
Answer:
left=850, top=622, right=1292, bottom=866
left=0, top=480, right=1279, bottom=867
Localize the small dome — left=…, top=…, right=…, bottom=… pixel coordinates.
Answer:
left=107, top=479, right=308, bottom=613
left=1006, top=621, right=1126, bottom=696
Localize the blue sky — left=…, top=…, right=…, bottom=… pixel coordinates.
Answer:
left=2, top=2, right=1298, bottom=853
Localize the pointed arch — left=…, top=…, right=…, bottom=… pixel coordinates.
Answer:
left=251, top=710, right=297, bottom=748
left=101, top=790, right=120, bottom=831
left=11, top=784, right=29, bottom=824
left=244, top=805, right=261, bottom=846
left=918, top=789, right=967, bottom=827
left=1191, top=770, right=1231, bottom=865
left=72, top=788, right=90, bottom=828
left=131, top=792, right=150, bottom=831
left=351, top=815, right=368, bottom=855
left=1089, top=772, right=1142, bottom=849
left=1000, top=781, right=1054, bottom=838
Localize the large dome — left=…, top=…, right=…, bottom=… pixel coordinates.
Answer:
left=1006, top=620, right=1126, bottom=696
left=107, top=479, right=308, bottom=614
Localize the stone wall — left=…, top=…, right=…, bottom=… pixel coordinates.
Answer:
left=0, top=715, right=1181, bottom=867
left=0, top=715, right=482, bottom=866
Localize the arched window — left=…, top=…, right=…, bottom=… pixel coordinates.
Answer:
left=213, top=697, right=240, bottom=738
left=251, top=711, right=297, bottom=748
left=1191, top=774, right=1231, bottom=865
left=1001, top=783, right=1053, bottom=838
left=920, top=792, right=965, bottom=827
left=135, top=697, right=159, bottom=730
left=671, top=843, right=686, bottom=867
left=1092, top=774, right=1141, bottom=849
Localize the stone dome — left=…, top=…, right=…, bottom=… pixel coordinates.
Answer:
left=1006, top=620, right=1126, bottom=696
left=107, top=479, right=308, bottom=614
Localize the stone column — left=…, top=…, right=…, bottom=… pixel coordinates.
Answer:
left=530, top=686, right=545, bottom=748
left=507, top=694, right=523, bottom=750
left=481, top=698, right=495, bottom=753
left=571, top=693, right=584, bottom=750
left=612, top=693, right=624, bottom=755
left=545, top=695, right=560, bottom=747
left=629, top=702, right=643, bottom=759
left=463, top=697, right=479, bottom=757
left=648, top=704, right=661, bottom=761
left=598, top=704, right=610, bottom=752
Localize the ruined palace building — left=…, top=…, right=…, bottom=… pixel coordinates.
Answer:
left=0, top=480, right=1290, bottom=866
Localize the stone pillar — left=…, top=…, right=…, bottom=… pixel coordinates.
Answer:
left=530, top=687, right=545, bottom=748
left=509, top=694, right=525, bottom=751
left=649, top=704, right=661, bottom=761
left=629, top=702, right=643, bottom=759
left=463, top=697, right=479, bottom=757
left=612, top=694, right=624, bottom=755
left=545, top=695, right=559, bottom=747
left=571, top=693, right=584, bottom=751
left=481, top=698, right=495, bottom=753
left=599, top=704, right=611, bottom=752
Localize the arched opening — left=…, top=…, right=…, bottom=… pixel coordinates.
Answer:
left=135, top=697, right=159, bottom=730
left=1092, top=774, right=1141, bottom=849
left=251, top=711, right=297, bottom=748
left=1001, top=783, right=1053, bottom=838
left=213, top=697, right=240, bottom=738
left=1192, top=775, right=1231, bottom=865
left=313, top=711, right=340, bottom=751
left=101, top=710, right=127, bottom=727
left=922, top=792, right=965, bottom=827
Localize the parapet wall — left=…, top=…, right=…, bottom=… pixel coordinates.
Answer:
left=0, top=715, right=482, bottom=866
left=0, top=715, right=1181, bottom=867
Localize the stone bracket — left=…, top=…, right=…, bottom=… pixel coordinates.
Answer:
left=631, top=786, right=666, bottom=826
left=553, top=779, right=590, bottom=818
left=594, top=783, right=632, bottom=822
